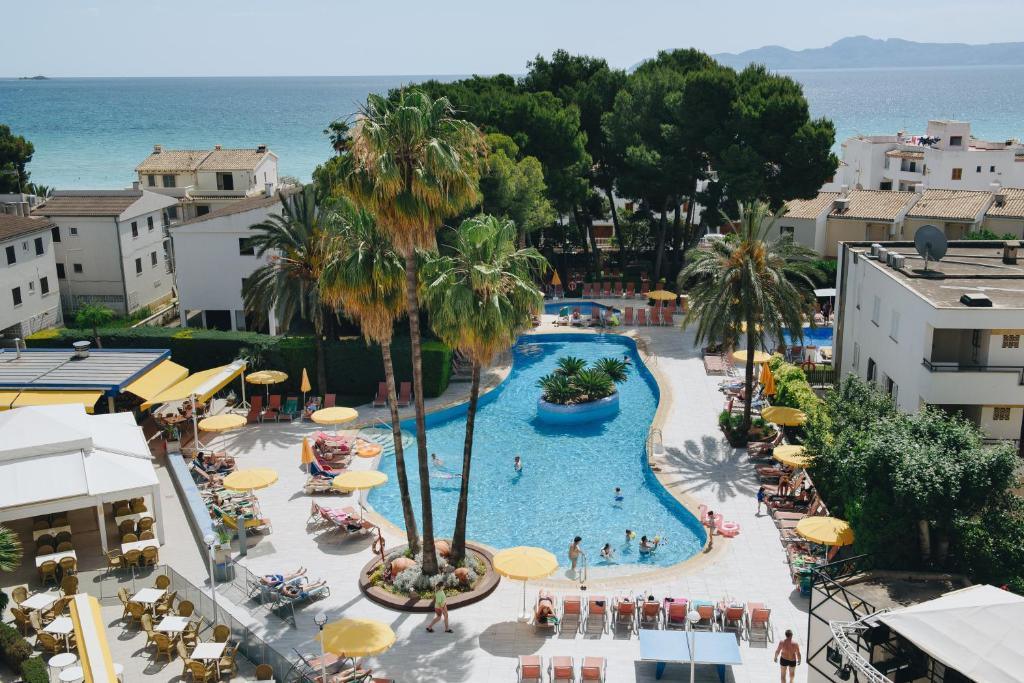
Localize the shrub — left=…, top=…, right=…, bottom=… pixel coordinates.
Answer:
left=0, top=622, right=31, bottom=667
left=26, top=327, right=453, bottom=401
left=20, top=656, right=48, bottom=683
left=538, top=356, right=627, bottom=405
left=766, top=356, right=821, bottom=419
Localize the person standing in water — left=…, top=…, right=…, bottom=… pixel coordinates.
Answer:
left=568, top=536, right=584, bottom=574
left=513, top=455, right=522, bottom=473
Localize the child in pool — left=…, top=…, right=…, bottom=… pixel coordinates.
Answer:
left=614, top=487, right=624, bottom=503
left=600, top=543, right=614, bottom=561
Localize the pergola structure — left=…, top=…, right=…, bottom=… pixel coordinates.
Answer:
left=0, top=404, right=163, bottom=552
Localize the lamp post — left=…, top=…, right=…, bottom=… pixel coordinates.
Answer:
left=313, top=614, right=328, bottom=683
left=687, top=609, right=701, bottom=683
left=203, top=532, right=218, bottom=622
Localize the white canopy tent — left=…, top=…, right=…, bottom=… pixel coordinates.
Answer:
left=877, top=584, right=1024, bottom=683
left=0, top=404, right=162, bottom=552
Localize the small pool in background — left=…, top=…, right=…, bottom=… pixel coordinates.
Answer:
left=368, top=333, right=705, bottom=568
left=783, top=325, right=834, bottom=347
left=544, top=301, right=621, bottom=316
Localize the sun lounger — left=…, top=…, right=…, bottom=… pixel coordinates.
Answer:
left=623, top=307, right=634, bottom=324
left=601, top=282, right=611, bottom=297
left=263, top=394, right=282, bottom=421
left=612, top=597, right=636, bottom=634
left=246, top=394, right=263, bottom=424
left=309, top=502, right=375, bottom=536
left=282, top=395, right=299, bottom=421
left=614, top=282, right=623, bottom=297
left=580, top=657, right=605, bottom=682
left=560, top=595, right=582, bottom=634
left=664, top=599, right=690, bottom=630
left=639, top=599, right=663, bottom=629
left=372, top=382, right=387, bottom=408
left=746, top=603, right=772, bottom=643
left=663, top=310, right=674, bottom=326
left=397, top=382, right=411, bottom=407
left=640, top=282, right=650, bottom=297
left=534, top=592, right=559, bottom=634
left=650, top=307, right=661, bottom=326
left=549, top=656, right=575, bottom=683
left=584, top=595, right=608, bottom=635
left=303, top=396, right=322, bottom=420
left=693, top=601, right=717, bottom=631
left=636, top=308, right=647, bottom=326
left=309, top=459, right=346, bottom=479
left=518, top=655, right=543, bottom=683
left=720, top=603, right=746, bottom=637
left=703, top=353, right=726, bottom=375
left=324, top=393, right=336, bottom=408
left=626, top=282, right=636, bottom=298
left=589, top=308, right=601, bottom=326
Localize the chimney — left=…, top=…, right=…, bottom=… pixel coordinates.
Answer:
left=153, top=144, right=162, bottom=154
left=991, top=181, right=1006, bottom=207
left=132, top=181, right=141, bottom=191
left=839, top=184, right=850, bottom=198
left=72, top=340, right=91, bottom=359
left=832, top=197, right=850, bottom=214
left=18, top=202, right=28, bottom=216
left=256, top=144, right=267, bottom=153
left=913, top=183, right=926, bottom=194
left=264, top=182, right=274, bottom=198
left=214, top=144, right=222, bottom=150
left=14, top=203, right=23, bottom=217
left=1003, top=241, right=1019, bottom=265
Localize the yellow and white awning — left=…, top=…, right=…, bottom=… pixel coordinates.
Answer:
left=141, top=360, right=246, bottom=409
left=10, top=390, right=102, bottom=413
left=124, top=359, right=188, bottom=402
left=69, top=594, right=117, bottom=683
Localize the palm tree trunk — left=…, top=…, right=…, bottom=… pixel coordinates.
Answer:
left=605, top=186, right=625, bottom=267
left=93, top=327, right=103, bottom=349
left=653, top=206, right=668, bottom=281
left=450, top=360, right=480, bottom=565
left=669, top=201, right=683, bottom=279
left=403, top=251, right=438, bottom=575
left=314, top=331, right=327, bottom=397
left=742, top=317, right=756, bottom=438
left=381, top=340, right=419, bottom=554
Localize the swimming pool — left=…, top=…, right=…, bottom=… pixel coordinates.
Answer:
left=544, top=301, right=621, bottom=316
left=368, top=333, right=706, bottom=568
left=782, top=325, right=834, bottom=347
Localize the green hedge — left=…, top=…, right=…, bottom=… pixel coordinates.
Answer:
left=27, top=327, right=452, bottom=402
left=0, top=622, right=45, bottom=682
left=20, top=656, right=48, bottom=683
left=767, top=355, right=822, bottom=418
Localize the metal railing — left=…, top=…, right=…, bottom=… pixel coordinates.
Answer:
left=922, top=358, right=1024, bottom=384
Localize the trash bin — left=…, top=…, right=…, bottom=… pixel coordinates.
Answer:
left=799, top=569, right=813, bottom=596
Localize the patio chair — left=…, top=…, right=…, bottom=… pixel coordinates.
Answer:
left=640, top=282, right=650, bottom=297
left=188, top=661, right=217, bottom=683
left=177, top=641, right=194, bottom=678
left=11, top=607, right=31, bottom=635
left=584, top=595, right=608, bottom=635
left=372, top=382, right=387, bottom=407
left=721, top=603, right=746, bottom=638
left=37, top=632, right=65, bottom=655
left=155, top=591, right=176, bottom=617
left=746, top=604, right=772, bottom=643
left=57, top=541, right=74, bottom=552
left=39, top=560, right=58, bottom=586
left=613, top=282, right=623, bottom=297
left=139, top=516, right=154, bottom=532
left=550, top=656, right=575, bottom=683
left=11, top=586, right=27, bottom=606
left=36, top=544, right=54, bottom=556
left=213, top=624, right=231, bottom=642
left=255, top=664, right=275, bottom=681
left=623, top=307, right=634, bottom=324
left=60, top=575, right=78, bottom=596
left=282, top=396, right=300, bottom=421
left=122, top=532, right=138, bottom=543
left=124, top=549, right=143, bottom=568
left=32, top=519, right=48, bottom=531
left=580, top=657, right=606, bottom=682
left=152, top=632, right=175, bottom=663
left=639, top=599, right=663, bottom=629
left=517, top=655, right=543, bottom=683
left=177, top=600, right=194, bottom=617
left=626, top=282, right=636, bottom=298
left=35, top=534, right=54, bottom=550
left=582, top=283, right=592, bottom=297
left=665, top=600, right=690, bottom=630
left=693, top=602, right=717, bottom=631
left=54, top=530, right=73, bottom=545
left=397, top=382, right=412, bottom=407
left=263, top=394, right=283, bottom=421
left=612, top=597, right=637, bottom=635
left=129, top=499, right=146, bottom=513
left=247, top=394, right=264, bottom=423
left=53, top=514, right=70, bottom=525
left=105, top=550, right=124, bottom=574
left=560, top=595, right=582, bottom=634
left=218, top=643, right=240, bottom=677
left=589, top=308, right=601, bottom=326
left=655, top=281, right=664, bottom=290
left=124, top=602, right=144, bottom=628
left=324, top=393, right=336, bottom=408
left=636, top=308, right=647, bottom=326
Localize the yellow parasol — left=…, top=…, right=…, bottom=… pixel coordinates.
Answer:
left=773, top=445, right=810, bottom=468
left=198, top=414, right=246, bottom=432
left=246, top=369, right=288, bottom=403
left=300, top=369, right=312, bottom=407
left=492, top=546, right=559, bottom=621
left=301, top=437, right=315, bottom=466
left=223, top=468, right=278, bottom=491
left=732, top=349, right=772, bottom=364
left=318, top=618, right=395, bottom=657
left=550, top=270, right=562, bottom=287
left=356, top=442, right=383, bottom=459
left=761, top=405, right=807, bottom=426
left=795, top=516, right=854, bottom=547
left=760, top=363, right=777, bottom=396
left=648, top=289, right=678, bottom=301
left=332, top=470, right=388, bottom=492
left=311, top=407, right=358, bottom=426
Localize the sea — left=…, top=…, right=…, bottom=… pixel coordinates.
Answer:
left=2, top=65, right=1024, bottom=189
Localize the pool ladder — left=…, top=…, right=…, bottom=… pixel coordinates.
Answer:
left=648, top=428, right=665, bottom=461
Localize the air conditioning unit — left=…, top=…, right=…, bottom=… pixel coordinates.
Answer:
left=890, top=254, right=906, bottom=269
left=876, top=247, right=889, bottom=262
left=960, top=292, right=993, bottom=307
left=869, top=243, right=883, bottom=258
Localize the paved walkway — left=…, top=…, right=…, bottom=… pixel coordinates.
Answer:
left=203, top=299, right=808, bottom=683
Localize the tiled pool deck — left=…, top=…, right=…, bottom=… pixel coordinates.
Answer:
left=3, top=298, right=809, bottom=683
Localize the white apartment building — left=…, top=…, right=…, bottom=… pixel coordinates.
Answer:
left=778, top=189, right=918, bottom=257
left=33, top=188, right=179, bottom=315
left=835, top=240, right=1024, bottom=449
left=135, top=144, right=279, bottom=221
left=825, top=120, right=1024, bottom=193
left=171, top=192, right=280, bottom=333
left=0, top=215, right=62, bottom=339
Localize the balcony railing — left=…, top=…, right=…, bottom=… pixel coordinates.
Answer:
left=922, top=358, right=1024, bottom=385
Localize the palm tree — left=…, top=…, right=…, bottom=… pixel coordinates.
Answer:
left=320, top=199, right=420, bottom=554
left=680, top=200, right=820, bottom=438
left=75, top=303, right=115, bottom=348
left=0, top=525, right=22, bottom=572
left=242, top=185, right=335, bottom=394
left=333, top=90, right=484, bottom=575
left=422, top=215, right=545, bottom=565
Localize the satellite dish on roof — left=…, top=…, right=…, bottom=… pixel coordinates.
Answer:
left=914, top=225, right=947, bottom=271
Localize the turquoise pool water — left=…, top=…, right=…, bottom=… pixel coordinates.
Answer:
left=783, top=325, right=834, bottom=347
left=543, top=301, right=621, bottom=315
left=368, top=333, right=705, bottom=568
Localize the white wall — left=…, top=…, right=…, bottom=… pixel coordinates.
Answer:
left=118, top=208, right=172, bottom=313
left=0, top=228, right=62, bottom=336
left=50, top=216, right=129, bottom=312
left=171, top=204, right=274, bottom=331
left=771, top=216, right=818, bottom=251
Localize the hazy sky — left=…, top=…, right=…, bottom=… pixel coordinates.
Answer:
left=7, top=0, right=1024, bottom=77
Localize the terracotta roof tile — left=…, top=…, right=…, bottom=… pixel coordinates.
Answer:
left=985, top=188, right=1024, bottom=219
left=0, top=215, right=54, bottom=242
left=906, top=189, right=992, bottom=221
left=34, top=190, right=143, bottom=217
left=197, top=149, right=270, bottom=171
left=829, top=190, right=917, bottom=221
left=174, top=193, right=283, bottom=227
left=783, top=193, right=839, bottom=220
left=136, top=150, right=211, bottom=173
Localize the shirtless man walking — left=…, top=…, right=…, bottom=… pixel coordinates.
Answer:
left=774, top=629, right=802, bottom=682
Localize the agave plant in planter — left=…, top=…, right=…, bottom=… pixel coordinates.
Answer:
left=555, top=356, right=587, bottom=377
left=537, top=355, right=629, bottom=406
left=593, top=357, right=628, bottom=383
left=538, top=374, right=576, bottom=404
left=570, top=368, right=616, bottom=402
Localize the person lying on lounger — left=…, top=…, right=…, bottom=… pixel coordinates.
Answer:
left=535, top=590, right=557, bottom=624
left=260, top=567, right=306, bottom=587
left=281, top=578, right=328, bottom=599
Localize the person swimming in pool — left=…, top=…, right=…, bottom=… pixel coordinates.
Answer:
left=613, top=487, right=624, bottom=504
left=639, top=536, right=660, bottom=554
left=600, top=543, right=615, bottom=561
left=513, top=455, right=523, bottom=473
left=625, top=529, right=636, bottom=544
left=431, top=453, right=444, bottom=468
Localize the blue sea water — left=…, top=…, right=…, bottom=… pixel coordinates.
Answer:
left=3, top=66, right=1024, bottom=189
left=367, top=333, right=706, bottom=568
